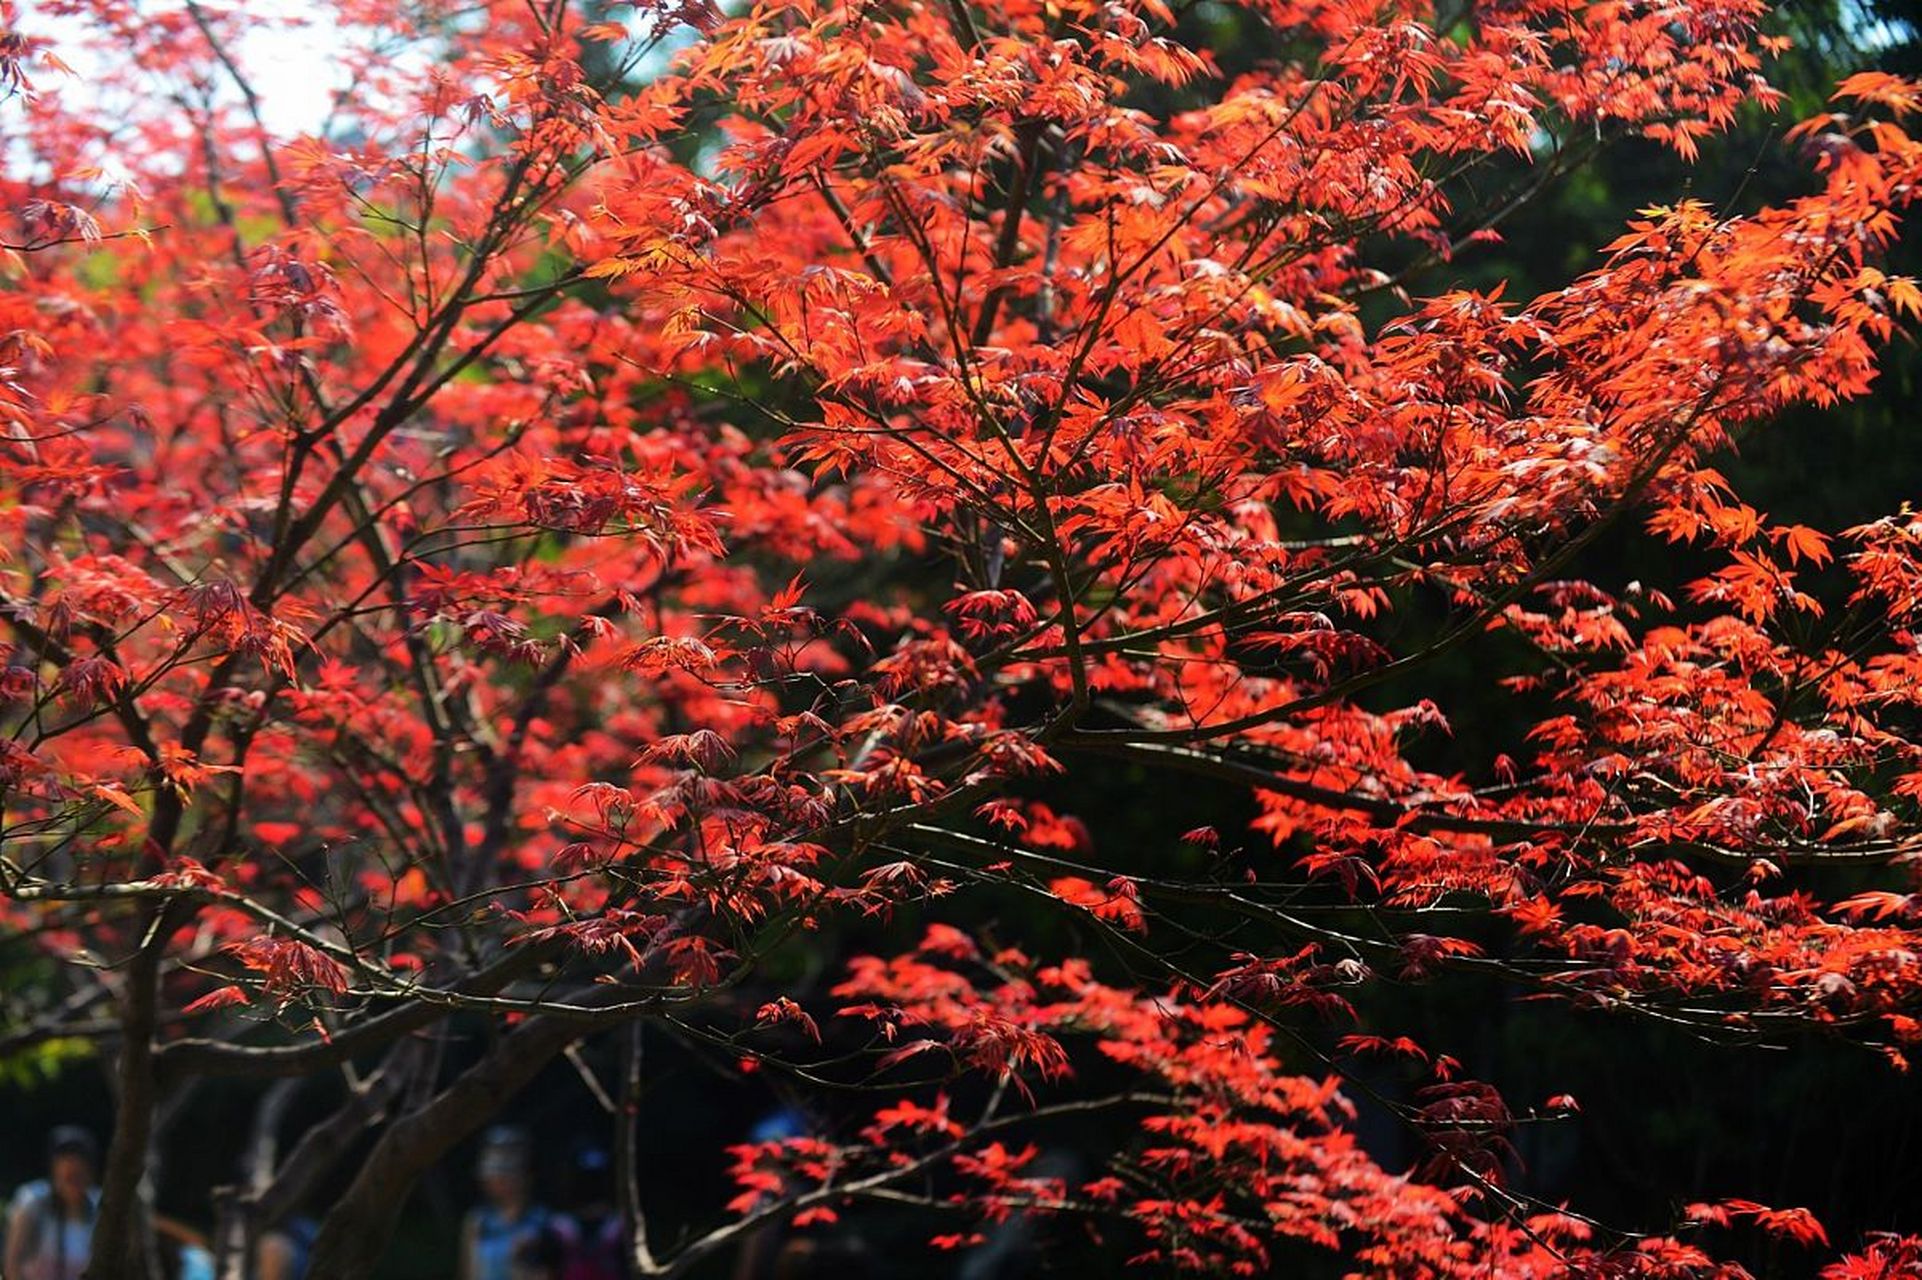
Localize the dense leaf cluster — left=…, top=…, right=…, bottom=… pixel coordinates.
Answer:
left=4, top=0, right=1922, bottom=1274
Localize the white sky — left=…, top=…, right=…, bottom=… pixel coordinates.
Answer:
left=16, top=0, right=351, bottom=137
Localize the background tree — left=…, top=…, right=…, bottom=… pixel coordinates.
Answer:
left=5, top=0, right=1922, bottom=1277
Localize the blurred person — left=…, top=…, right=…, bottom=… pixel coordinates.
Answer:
left=728, top=1105, right=815, bottom=1280
left=152, top=1215, right=215, bottom=1280
left=256, top=1214, right=319, bottom=1280
left=460, top=1126, right=555, bottom=1280
left=4, top=1126, right=100, bottom=1280
left=510, top=1219, right=569, bottom=1280
left=558, top=1144, right=621, bottom=1280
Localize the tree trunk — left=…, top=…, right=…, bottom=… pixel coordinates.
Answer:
left=86, top=910, right=172, bottom=1280
left=303, top=1012, right=589, bottom=1279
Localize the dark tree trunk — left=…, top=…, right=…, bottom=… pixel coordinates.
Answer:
left=86, top=908, right=175, bottom=1280
left=303, top=1012, right=588, bottom=1279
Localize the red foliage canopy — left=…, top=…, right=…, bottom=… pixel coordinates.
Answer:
left=4, top=0, right=1922, bottom=1274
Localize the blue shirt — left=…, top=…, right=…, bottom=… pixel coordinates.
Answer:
left=7, top=1181, right=98, bottom=1280
left=469, top=1204, right=550, bottom=1280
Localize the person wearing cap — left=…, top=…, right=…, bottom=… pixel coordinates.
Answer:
left=555, top=1144, right=621, bottom=1280
left=460, top=1126, right=554, bottom=1280
left=4, top=1127, right=100, bottom=1280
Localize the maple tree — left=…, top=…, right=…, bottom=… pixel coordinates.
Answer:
left=6, top=0, right=1922, bottom=1274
